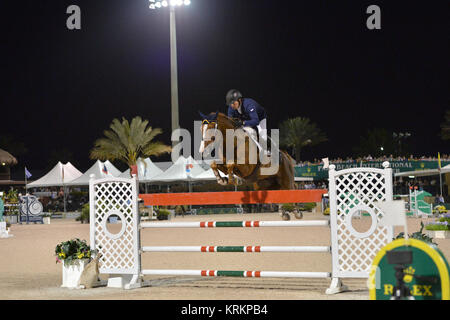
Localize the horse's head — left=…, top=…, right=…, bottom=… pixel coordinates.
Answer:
left=198, top=111, right=219, bottom=154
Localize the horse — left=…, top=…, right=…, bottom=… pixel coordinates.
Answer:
left=198, top=112, right=295, bottom=191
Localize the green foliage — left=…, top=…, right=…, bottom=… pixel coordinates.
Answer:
left=156, top=209, right=171, bottom=220
left=281, top=203, right=296, bottom=212
left=6, top=187, right=18, bottom=203
left=279, top=117, right=327, bottom=162
left=281, top=202, right=316, bottom=212
left=76, top=203, right=90, bottom=223
left=394, top=222, right=437, bottom=246
left=90, top=116, right=171, bottom=167
left=425, top=224, right=450, bottom=231
left=55, top=238, right=95, bottom=265
left=299, top=202, right=316, bottom=211
left=425, top=214, right=450, bottom=231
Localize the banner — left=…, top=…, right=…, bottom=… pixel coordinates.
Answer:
left=295, top=160, right=450, bottom=180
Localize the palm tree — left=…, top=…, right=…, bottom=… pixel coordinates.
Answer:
left=441, top=110, right=450, bottom=140
left=279, top=117, right=327, bottom=163
left=90, top=117, right=171, bottom=170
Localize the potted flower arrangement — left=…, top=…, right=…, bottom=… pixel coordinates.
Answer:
left=395, top=222, right=437, bottom=245
left=55, top=238, right=96, bottom=288
left=425, top=213, right=450, bottom=239
left=156, top=208, right=172, bottom=220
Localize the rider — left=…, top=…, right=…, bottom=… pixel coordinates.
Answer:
left=226, top=89, right=269, bottom=154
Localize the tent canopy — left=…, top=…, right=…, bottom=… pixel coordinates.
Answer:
left=119, top=158, right=164, bottom=182
left=28, top=162, right=83, bottom=187
left=66, top=160, right=122, bottom=186
left=150, top=156, right=206, bottom=183
left=190, top=168, right=217, bottom=181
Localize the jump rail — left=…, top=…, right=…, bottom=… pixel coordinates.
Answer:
left=140, top=189, right=327, bottom=206
left=89, top=162, right=394, bottom=295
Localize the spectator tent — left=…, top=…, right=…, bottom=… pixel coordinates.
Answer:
left=151, top=156, right=207, bottom=183
left=66, top=160, right=122, bottom=186
left=27, top=162, right=83, bottom=188
left=119, top=158, right=164, bottom=182
left=190, top=168, right=217, bottom=181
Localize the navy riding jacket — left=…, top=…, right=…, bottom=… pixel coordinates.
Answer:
left=227, top=98, right=267, bottom=128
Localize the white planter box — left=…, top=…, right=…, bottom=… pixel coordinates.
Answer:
left=43, top=217, right=51, bottom=224
left=426, top=230, right=450, bottom=239
left=4, top=215, right=18, bottom=224
left=61, top=259, right=90, bottom=288
left=0, top=221, right=13, bottom=238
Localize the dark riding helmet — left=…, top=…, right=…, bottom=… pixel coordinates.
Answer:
left=226, top=89, right=243, bottom=106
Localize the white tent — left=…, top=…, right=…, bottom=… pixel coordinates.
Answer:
left=28, top=162, right=83, bottom=188
left=119, top=158, right=164, bottom=182
left=394, top=164, right=450, bottom=178
left=191, top=168, right=217, bottom=181
left=151, top=156, right=206, bottom=182
left=66, top=160, right=122, bottom=186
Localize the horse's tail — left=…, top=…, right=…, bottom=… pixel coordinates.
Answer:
left=280, top=150, right=296, bottom=168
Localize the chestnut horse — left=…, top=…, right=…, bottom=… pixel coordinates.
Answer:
left=199, top=112, right=295, bottom=191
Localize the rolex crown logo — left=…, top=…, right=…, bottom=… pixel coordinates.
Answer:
left=403, top=266, right=415, bottom=283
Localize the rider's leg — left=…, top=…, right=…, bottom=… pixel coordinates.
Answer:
left=257, top=119, right=270, bottom=155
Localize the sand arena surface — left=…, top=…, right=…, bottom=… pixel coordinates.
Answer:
left=0, top=211, right=448, bottom=300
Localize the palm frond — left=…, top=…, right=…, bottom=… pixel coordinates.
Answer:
left=90, top=116, right=171, bottom=167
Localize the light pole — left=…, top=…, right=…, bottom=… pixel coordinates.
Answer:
left=149, top=0, right=191, bottom=146
left=393, top=132, right=411, bottom=156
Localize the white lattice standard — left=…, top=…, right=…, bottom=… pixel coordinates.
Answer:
left=89, top=175, right=141, bottom=287
left=328, top=162, right=394, bottom=279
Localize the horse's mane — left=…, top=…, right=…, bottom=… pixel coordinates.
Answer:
left=215, top=112, right=235, bottom=129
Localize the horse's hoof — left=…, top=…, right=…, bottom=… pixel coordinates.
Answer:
left=281, top=213, right=290, bottom=221
left=294, top=211, right=303, bottom=220
left=217, top=177, right=228, bottom=186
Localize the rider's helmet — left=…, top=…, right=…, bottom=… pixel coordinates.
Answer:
left=226, top=89, right=243, bottom=107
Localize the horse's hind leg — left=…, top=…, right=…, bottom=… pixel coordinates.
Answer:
left=211, top=161, right=228, bottom=185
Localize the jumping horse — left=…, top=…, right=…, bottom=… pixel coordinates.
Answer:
left=199, top=112, right=296, bottom=191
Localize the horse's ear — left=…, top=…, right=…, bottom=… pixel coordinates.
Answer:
left=198, top=111, right=207, bottom=120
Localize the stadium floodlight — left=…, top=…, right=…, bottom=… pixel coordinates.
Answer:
left=150, top=0, right=190, bottom=10
left=148, top=0, right=191, bottom=147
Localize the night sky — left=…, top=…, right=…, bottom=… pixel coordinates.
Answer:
left=1, top=0, right=448, bottom=175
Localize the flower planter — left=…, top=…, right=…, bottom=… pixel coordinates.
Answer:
left=43, top=217, right=51, bottom=224
left=426, top=230, right=450, bottom=239
left=61, top=259, right=90, bottom=288
left=0, top=221, right=13, bottom=238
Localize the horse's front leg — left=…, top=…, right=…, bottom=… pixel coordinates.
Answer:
left=211, top=161, right=228, bottom=186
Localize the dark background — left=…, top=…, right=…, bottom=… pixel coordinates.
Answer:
left=1, top=0, right=448, bottom=176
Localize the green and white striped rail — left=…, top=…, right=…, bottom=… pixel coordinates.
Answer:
left=140, top=220, right=330, bottom=229
left=142, top=246, right=331, bottom=253
left=141, top=269, right=331, bottom=278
